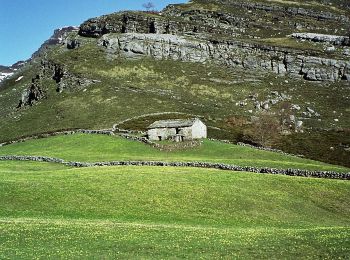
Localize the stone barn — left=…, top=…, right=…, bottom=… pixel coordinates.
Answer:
left=147, top=118, right=207, bottom=142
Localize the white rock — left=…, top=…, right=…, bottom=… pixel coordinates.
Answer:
left=326, top=46, right=335, bottom=52
left=15, top=76, right=23, bottom=82
left=262, top=103, right=269, bottom=110
left=289, top=115, right=296, bottom=123
left=306, top=107, right=315, bottom=114
left=296, top=121, right=303, bottom=128
left=291, top=104, right=301, bottom=110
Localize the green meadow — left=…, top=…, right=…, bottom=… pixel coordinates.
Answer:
left=0, top=134, right=348, bottom=172
left=0, top=161, right=349, bottom=258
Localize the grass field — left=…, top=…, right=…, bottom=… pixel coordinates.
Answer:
left=0, top=133, right=348, bottom=172
left=0, top=161, right=349, bottom=258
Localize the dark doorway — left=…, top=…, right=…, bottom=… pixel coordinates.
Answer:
left=149, top=22, right=156, bottom=34
left=158, top=136, right=162, bottom=141
left=121, top=25, right=127, bottom=33
left=165, top=24, right=170, bottom=34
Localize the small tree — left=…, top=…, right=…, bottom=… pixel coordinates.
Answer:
left=244, top=112, right=281, bottom=147
left=143, top=2, right=155, bottom=12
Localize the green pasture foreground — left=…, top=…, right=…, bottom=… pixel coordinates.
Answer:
left=0, top=161, right=349, bottom=258
left=0, top=134, right=348, bottom=172
left=1, top=219, right=348, bottom=259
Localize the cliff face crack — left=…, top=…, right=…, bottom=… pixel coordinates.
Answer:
left=283, top=54, right=288, bottom=72
left=53, top=65, right=64, bottom=84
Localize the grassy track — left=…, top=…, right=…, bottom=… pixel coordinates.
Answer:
left=0, top=134, right=348, bottom=172
left=0, top=161, right=349, bottom=258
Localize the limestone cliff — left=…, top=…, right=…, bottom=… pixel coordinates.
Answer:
left=78, top=0, right=350, bottom=82
left=100, top=33, right=349, bottom=81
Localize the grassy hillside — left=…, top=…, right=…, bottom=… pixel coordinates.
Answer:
left=0, top=161, right=349, bottom=258
left=1, top=36, right=349, bottom=167
left=0, top=133, right=348, bottom=172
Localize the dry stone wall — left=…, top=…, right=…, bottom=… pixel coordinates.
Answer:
left=0, top=130, right=348, bottom=179
left=0, top=155, right=349, bottom=180
left=0, top=129, right=114, bottom=147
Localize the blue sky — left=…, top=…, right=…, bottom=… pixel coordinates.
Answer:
left=0, top=0, right=187, bottom=66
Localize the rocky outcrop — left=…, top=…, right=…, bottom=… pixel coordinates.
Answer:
left=79, top=11, right=240, bottom=39
left=186, top=0, right=350, bottom=22
left=75, top=0, right=350, bottom=82
left=32, top=26, right=79, bottom=59
left=163, top=1, right=349, bottom=36
left=80, top=0, right=350, bottom=39
left=291, top=33, right=350, bottom=46
left=100, top=33, right=350, bottom=82
left=75, top=0, right=350, bottom=83
left=18, top=75, right=45, bottom=107
left=41, top=60, right=95, bottom=93
left=67, top=39, right=80, bottom=49
left=17, top=60, right=96, bottom=108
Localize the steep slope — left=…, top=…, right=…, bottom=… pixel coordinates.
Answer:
left=0, top=0, right=349, bottom=167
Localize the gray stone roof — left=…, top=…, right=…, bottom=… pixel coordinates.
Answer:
left=148, top=118, right=198, bottom=129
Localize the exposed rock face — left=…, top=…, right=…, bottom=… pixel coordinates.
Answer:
left=291, top=33, right=350, bottom=46
left=79, top=11, right=239, bottom=38
left=67, top=39, right=80, bottom=49
left=32, top=26, right=79, bottom=58
left=17, top=60, right=95, bottom=108
left=77, top=0, right=350, bottom=82
left=41, top=60, right=94, bottom=93
left=80, top=1, right=349, bottom=39
left=18, top=75, right=45, bottom=107
left=100, top=33, right=350, bottom=82
left=205, top=0, right=349, bottom=22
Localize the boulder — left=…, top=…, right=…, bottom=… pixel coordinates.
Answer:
left=67, top=39, right=80, bottom=49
